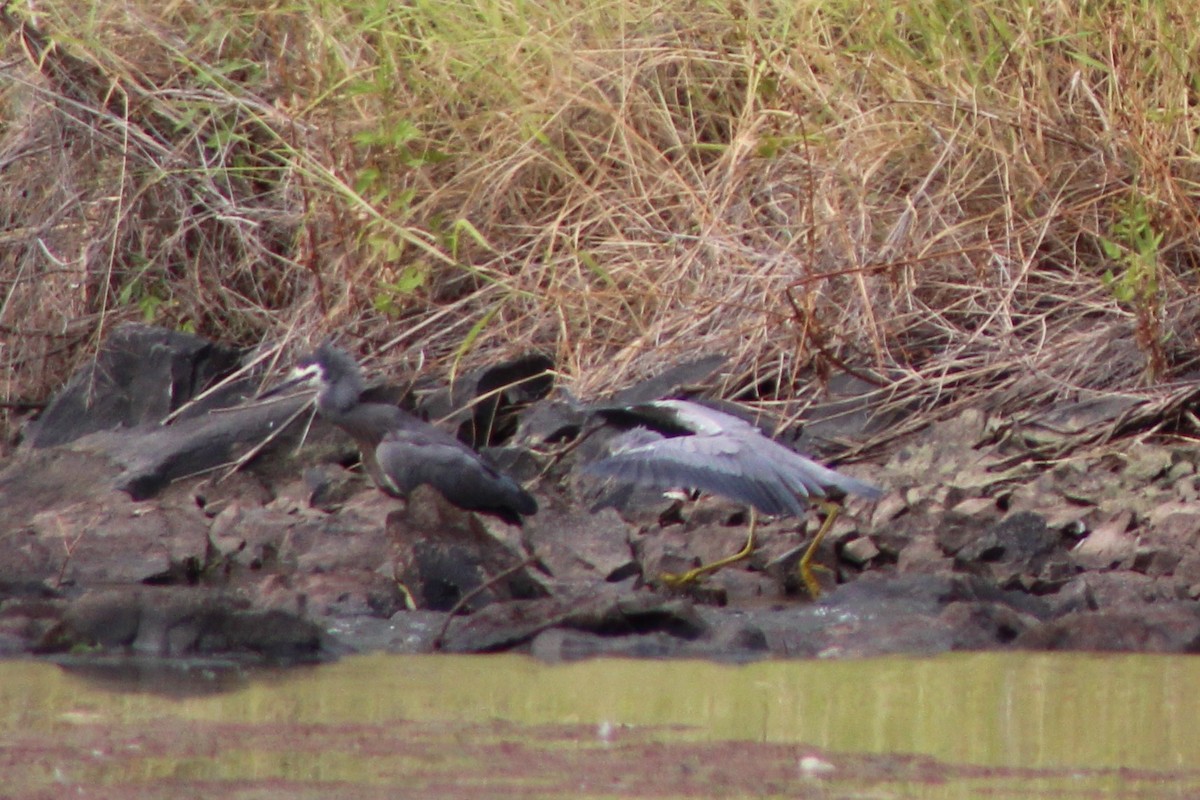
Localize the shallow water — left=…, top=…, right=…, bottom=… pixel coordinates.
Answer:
left=2, top=651, right=1197, bottom=798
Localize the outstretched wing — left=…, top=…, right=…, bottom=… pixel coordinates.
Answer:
left=586, top=427, right=880, bottom=517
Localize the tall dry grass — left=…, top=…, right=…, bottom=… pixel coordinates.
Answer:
left=3, top=0, right=1200, bottom=447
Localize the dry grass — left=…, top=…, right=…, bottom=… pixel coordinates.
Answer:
left=4, top=0, right=1200, bottom=450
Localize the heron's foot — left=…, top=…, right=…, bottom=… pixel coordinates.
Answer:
left=796, top=501, right=842, bottom=599
left=657, top=542, right=757, bottom=590
left=658, top=565, right=716, bottom=589
left=655, top=512, right=759, bottom=591
left=798, top=560, right=834, bottom=599
left=658, top=570, right=695, bottom=589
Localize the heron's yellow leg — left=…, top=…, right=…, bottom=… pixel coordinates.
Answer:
left=660, top=508, right=758, bottom=588
left=391, top=567, right=418, bottom=610
left=798, top=501, right=841, bottom=598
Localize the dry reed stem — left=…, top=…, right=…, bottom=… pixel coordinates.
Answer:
left=3, top=1, right=1200, bottom=456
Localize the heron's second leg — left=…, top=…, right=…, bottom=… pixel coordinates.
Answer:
left=660, top=507, right=758, bottom=589
left=797, top=500, right=841, bottom=598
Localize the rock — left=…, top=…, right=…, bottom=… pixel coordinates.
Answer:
left=193, top=471, right=274, bottom=518
left=869, top=491, right=910, bottom=529
left=871, top=512, right=932, bottom=561
left=955, top=511, right=1057, bottom=564
left=1174, top=552, right=1200, bottom=586
left=388, top=486, right=549, bottom=613
left=61, top=589, right=143, bottom=648
left=584, top=480, right=688, bottom=523
left=1014, top=605, right=1200, bottom=652
left=840, top=536, right=880, bottom=566
left=523, top=505, right=637, bottom=584
left=730, top=573, right=1046, bottom=659
left=37, top=587, right=331, bottom=662
left=1071, top=511, right=1136, bottom=570
left=16, top=324, right=313, bottom=501
left=88, top=390, right=313, bottom=500
left=292, top=508, right=395, bottom=574
left=28, top=491, right=211, bottom=586
left=0, top=448, right=121, bottom=577
left=1043, top=575, right=1097, bottom=615
left=285, top=571, right=410, bottom=618
left=896, top=534, right=951, bottom=574
left=631, top=526, right=705, bottom=584
left=716, top=558, right=787, bottom=601
left=437, top=587, right=706, bottom=653
left=760, top=602, right=959, bottom=659
left=512, top=398, right=588, bottom=447
left=938, top=601, right=1035, bottom=647
left=0, top=598, right=66, bottom=656
left=479, top=444, right=545, bottom=484
left=948, top=496, right=1001, bottom=517
left=1120, top=442, right=1173, bottom=482
left=302, top=464, right=362, bottom=512
left=415, top=352, right=555, bottom=448
left=1022, top=553, right=1077, bottom=594
left=530, top=627, right=696, bottom=661
left=1133, top=545, right=1181, bottom=577
left=1048, top=572, right=1183, bottom=611
left=22, top=323, right=242, bottom=448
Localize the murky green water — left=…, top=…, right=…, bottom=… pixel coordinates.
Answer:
left=1, top=651, right=1197, bottom=798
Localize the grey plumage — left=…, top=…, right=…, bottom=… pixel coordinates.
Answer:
left=292, top=343, right=537, bottom=523
left=587, top=399, right=882, bottom=514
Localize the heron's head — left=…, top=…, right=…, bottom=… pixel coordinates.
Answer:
left=291, top=342, right=365, bottom=413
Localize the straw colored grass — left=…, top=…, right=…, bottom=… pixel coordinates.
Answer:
left=3, top=0, right=1200, bottom=449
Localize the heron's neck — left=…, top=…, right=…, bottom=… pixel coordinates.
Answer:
left=317, top=380, right=362, bottom=415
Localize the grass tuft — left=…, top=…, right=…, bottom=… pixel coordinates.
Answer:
left=4, top=0, right=1200, bottom=450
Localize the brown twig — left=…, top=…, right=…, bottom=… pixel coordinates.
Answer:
left=431, top=555, right=540, bottom=651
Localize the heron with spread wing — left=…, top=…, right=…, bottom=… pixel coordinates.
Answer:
left=586, top=399, right=881, bottom=596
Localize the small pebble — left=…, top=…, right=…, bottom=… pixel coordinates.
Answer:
left=840, top=536, right=880, bottom=566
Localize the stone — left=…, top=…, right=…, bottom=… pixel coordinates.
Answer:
left=1071, top=511, right=1136, bottom=570
left=22, top=323, right=242, bottom=449
left=38, top=587, right=330, bottom=662
left=524, top=506, right=637, bottom=583
left=438, top=587, right=707, bottom=653
left=1014, top=605, right=1200, bottom=653
left=840, top=536, right=880, bottom=566
left=956, top=511, right=1057, bottom=564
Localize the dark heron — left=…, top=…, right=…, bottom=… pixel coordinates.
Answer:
left=585, top=399, right=882, bottom=596
left=289, top=343, right=538, bottom=524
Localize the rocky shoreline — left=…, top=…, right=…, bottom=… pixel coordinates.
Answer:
left=3, top=324, right=1200, bottom=667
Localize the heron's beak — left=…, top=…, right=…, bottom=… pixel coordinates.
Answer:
left=255, top=364, right=321, bottom=400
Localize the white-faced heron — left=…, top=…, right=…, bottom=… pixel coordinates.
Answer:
left=290, top=343, right=538, bottom=524
left=585, top=399, right=882, bottom=596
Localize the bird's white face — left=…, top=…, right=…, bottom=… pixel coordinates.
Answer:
left=287, top=361, right=326, bottom=388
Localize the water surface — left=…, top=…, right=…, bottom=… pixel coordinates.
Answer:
left=1, top=651, right=1196, bottom=798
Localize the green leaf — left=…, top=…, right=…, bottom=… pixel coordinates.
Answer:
left=450, top=306, right=500, bottom=384
left=446, top=218, right=491, bottom=259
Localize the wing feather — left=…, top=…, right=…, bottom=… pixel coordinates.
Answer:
left=376, top=430, right=537, bottom=516
left=587, top=433, right=805, bottom=516
left=586, top=422, right=881, bottom=516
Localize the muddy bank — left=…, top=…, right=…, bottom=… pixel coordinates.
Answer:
left=3, top=324, right=1200, bottom=665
